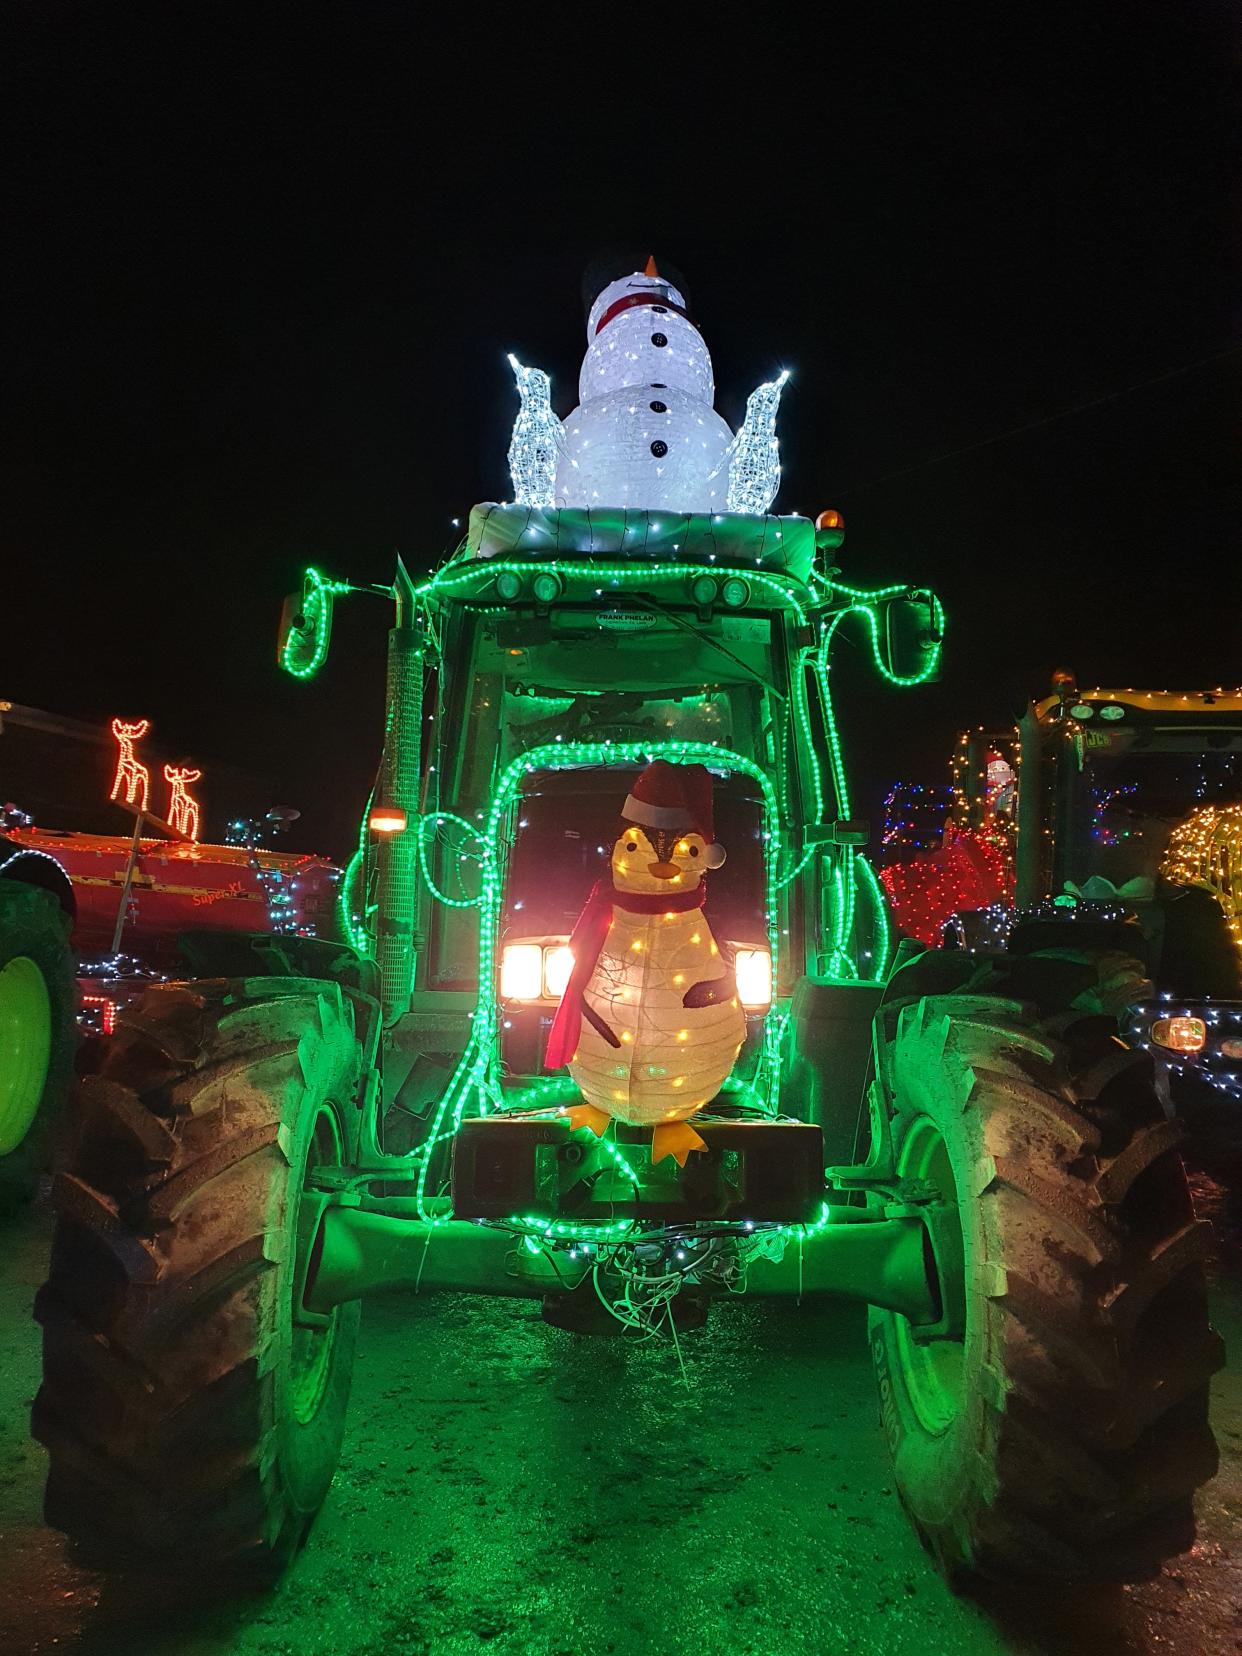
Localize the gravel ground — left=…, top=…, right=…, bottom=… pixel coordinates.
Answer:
left=0, top=1204, right=1238, bottom=1656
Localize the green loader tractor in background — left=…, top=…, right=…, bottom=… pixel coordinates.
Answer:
left=33, top=506, right=1222, bottom=1584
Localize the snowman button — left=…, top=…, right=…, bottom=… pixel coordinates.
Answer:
left=651, top=440, right=669, bottom=458
left=650, top=400, right=668, bottom=413
left=651, top=333, right=668, bottom=347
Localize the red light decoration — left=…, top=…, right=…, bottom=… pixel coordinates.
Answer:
left=109, top=718, right=151, bottom=813
left=163, top=765, right=202, bottom=842
left=880, top=824, right=1013, bottom=947
left=80, top=993, right=118, bottom=1036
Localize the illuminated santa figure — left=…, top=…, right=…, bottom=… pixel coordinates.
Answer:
left=507, top=256, right=788, bottom=516
left=544, top=761, right=745, bottom=1167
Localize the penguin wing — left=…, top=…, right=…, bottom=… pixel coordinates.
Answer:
left=681, top=953, right=738, bottom=1009
left=581, top=998, right=622, bottom=1048
left=506, top=354, right=564, bottom=509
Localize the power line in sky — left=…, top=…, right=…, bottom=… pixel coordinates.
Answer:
left=839, top=342, right=1240, bottom=497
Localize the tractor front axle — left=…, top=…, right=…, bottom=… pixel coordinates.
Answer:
left=302, top=1200, right=941, bottom=1326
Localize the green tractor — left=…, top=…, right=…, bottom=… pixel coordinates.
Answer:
left=32, top=514, right=1221, bottom=1584
left=32, top=254, right=1221, bottom=1582
left=0, top=828, right=77, bottom=1213
left=941, top=685, right=1242, bottom=1131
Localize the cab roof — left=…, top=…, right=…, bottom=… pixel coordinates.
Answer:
left=1035, top=687, right=1242, bottom=720
left=417, top=505, right=822, bottom=618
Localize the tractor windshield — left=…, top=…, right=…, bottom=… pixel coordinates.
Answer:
left=1067, top=725, right=1242, bottom=889
left=445, top=604, right=783, bottom=812
left=503, top=766, right=768, bottom=943
left=424, top=606, right=781, bottom=1018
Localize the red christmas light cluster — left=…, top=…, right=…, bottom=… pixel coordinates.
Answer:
left=880, top=824, right=1013, bottom=947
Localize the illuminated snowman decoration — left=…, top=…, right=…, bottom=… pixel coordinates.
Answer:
left=507, top=257, right=788, bottom=516
left=544, top=761, right=745, bottom=1166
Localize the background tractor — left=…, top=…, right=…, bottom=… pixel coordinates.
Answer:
left=33, top=514, right=1221, bottom=1585
left=883, top=683, right=1242, bottom=1161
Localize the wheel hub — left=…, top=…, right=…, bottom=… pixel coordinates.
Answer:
left=0, top=956, right=52, bottom=1157
left=891, top=1116, right=967, bottom=1436
left=290, top=1107, right=344, bottom=1424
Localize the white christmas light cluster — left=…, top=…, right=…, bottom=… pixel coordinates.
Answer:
left=504, top=265, right=790, bottom=516
left=506, top=355, right=563, bottom=510
left=725, top=370, right=790, bottom=515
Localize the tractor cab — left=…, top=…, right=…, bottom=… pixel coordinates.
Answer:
left=365, top=504, right=915, bottom=1236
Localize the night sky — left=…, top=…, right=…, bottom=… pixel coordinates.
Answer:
left=4, top=6, right=1237, bottom=853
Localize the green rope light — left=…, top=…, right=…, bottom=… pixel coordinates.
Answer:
left=415, top=558, right=812, bottom=623
left=411, top=738, right=784, bottom=1223
left=856, top=853, right=892, bottom=980
left=830, top=592, right=946, bottom=689
left=502, top=1200, right=840, bottom=1248
left=415, top=811, right=486, bottom=909
left=338, top=848, right=369, bottom=955
left=797, top=584, right=944, bottom=980
left=773, top=842, right=816, bottom=890
left=790, top=647, right=827, bottom=823
left=280, top=567, right=354, bottom=679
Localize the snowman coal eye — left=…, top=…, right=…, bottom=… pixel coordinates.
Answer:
left=689, top=845, right=700, bottom=858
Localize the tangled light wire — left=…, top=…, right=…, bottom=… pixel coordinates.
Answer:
left=585, top=1228, right=789, bottom=1382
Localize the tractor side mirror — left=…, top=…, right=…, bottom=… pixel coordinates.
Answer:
left=277, top=593, right=306, bottom=667
left=885, top=592, right=942, bottom=683
left=277, top=570, right=338, bottom=678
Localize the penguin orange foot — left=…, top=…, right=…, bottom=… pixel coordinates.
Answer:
left=561, top=1103, right=612, bottom=1137
left=651, top=1120, right=707, bottom=1167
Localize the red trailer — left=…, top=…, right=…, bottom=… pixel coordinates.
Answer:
left=5, top=827, right=342, bottom=962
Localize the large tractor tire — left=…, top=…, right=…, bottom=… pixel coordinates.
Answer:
left=33, top=977, right=366, bottom=1574
left=0, top=882, right=77, bottom=1214
left=869, top=990, right=1223, bottom=1582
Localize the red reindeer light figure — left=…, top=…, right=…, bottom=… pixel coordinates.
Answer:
left=110, top=718, right=151, bottom=813
left=163, top=765, right=202, bottom=842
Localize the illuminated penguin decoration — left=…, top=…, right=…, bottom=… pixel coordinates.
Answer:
left=544, top=761, right=745, bottom=1166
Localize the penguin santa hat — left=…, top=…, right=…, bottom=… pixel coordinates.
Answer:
left=506, top=254, right=789, bottom=516
left=622, top=759, right=727, bottom=869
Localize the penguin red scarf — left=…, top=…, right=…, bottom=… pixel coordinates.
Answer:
left=543, top=879, right=707, bottom=1070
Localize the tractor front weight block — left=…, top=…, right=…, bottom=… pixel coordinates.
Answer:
left=450, top=1114, right=827, bottom=1224
left=303, top=1201, right=941, bottom=1326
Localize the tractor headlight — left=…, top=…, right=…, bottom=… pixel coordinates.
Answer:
left=531, top=571, right=563, bottom=604
left=734, top=947, right=772, bottom=1011
left=500, top=944, right=544, bottom=1000
left=500, top=942, right=575, bottom=1001
left=543, top=944, right=574, bottom=999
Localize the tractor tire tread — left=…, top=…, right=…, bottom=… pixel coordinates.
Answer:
left=34, top=976, right=363, bottom=1574
left=870, top=951, right=1220, bottom=1582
